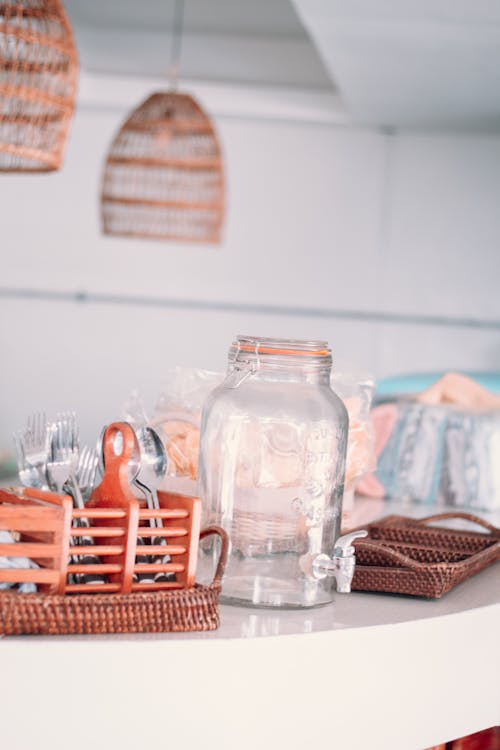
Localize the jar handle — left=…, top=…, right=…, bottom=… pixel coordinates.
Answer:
left=224, top=365, right=257, bottom=389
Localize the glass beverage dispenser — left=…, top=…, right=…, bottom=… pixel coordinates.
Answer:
left=199, top=336, right=364, bottom=608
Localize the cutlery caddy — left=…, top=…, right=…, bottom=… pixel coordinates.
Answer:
left=351, top=512, right=500, bottom=598
left=0, top=483, right=228, bottom=635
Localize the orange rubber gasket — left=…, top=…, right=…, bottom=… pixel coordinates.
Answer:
left=235, top=344, right=330, bottom=357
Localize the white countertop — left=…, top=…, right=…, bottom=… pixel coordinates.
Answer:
left=1, top=498, right=499, bottom=750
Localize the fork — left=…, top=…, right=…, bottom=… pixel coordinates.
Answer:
left=48, top=417, right=106, bottom=584
left=55, top=411, right=79, bottom=471
left=12, top=432, right=43, bottom=489
left=45, top=420, right=80, bottom=581
left=21, top=412, right=49, bottom=488
left=48, top=413, right=81, bottom=496
left=76, top=446, right=98, bottom=504
left=46, top=422, right=72, bottom=493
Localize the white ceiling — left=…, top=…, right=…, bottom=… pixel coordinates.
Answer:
left=292, top=0, right=500, bottom=131
left=63, top=0, right=334, bottom=90
left=64, top=0, right=500, bottom=131
left=65, top=0, right=306, bottom=36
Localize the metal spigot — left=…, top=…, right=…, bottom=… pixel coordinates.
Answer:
left=311, top=530, right=368, bottom=593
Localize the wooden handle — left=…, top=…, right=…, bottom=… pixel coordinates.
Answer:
left=414, top=512, right=499, bottom=536
left=199, top=526, right=229, bottom=587
left=88, top=422, right=141, bottom=594
left=88, top=422, right=140, bottom=510
left=99, top=422, right=138, bottom=500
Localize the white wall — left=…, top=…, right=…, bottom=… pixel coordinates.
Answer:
left=1, top=75, right=499, bottom=449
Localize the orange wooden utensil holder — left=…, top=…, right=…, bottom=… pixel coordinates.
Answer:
left=0, top=483, right=201, bottom=595
left=0, top=486, right=73, bottom=595
left=0, top=484, right=227, bottom=634
left=76, top=421, right=203, bottom=594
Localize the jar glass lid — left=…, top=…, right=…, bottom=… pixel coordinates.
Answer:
left=232, top=335, right=331, bottom=358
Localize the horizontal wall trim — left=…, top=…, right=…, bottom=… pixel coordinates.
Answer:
left=1, top=287, right=499, bottom=331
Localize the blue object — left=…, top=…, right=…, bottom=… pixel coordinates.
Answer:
left=376, top=372, right=500, bottom=400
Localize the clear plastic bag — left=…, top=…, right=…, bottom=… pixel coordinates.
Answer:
left=124, top=367, right=223, bottom=493
left=331, top=365, right=376, bottom=524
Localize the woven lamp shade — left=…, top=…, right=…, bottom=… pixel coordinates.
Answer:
left=101, top=92, right=224, bottom=244
left=0, top=0, right=78, bottom=172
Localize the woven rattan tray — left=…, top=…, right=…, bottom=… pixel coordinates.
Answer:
left=0, top=525, right=228, bottom=635
left=351, top=512, right=500, bottom=599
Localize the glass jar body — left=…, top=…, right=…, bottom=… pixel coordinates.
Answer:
left=198, top=354, right=348, bottom=608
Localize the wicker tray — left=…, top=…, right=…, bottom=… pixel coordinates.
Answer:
left=351, top=512, right=500, bottom=599
left=0, top=525, right=228, bottom=635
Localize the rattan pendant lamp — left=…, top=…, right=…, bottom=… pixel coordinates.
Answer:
left=0, top=0, right=78, bottom=171
left=101, top=0, right=224, bottom=244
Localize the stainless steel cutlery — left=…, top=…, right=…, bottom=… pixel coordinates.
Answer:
left=13, top=413, right=170, bottom=587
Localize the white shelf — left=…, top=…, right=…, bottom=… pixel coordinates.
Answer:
left=1, top=500, right=499, bottom=750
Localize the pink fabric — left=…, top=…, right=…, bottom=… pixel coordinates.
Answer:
left=356, top=403, right=398, bottom=498
left=356, top=372, right=500, bottom=498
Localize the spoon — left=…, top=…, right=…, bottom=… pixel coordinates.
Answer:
left=134, top=426, right=171, bottom=581
left=135, top=426, right=168, bottom=517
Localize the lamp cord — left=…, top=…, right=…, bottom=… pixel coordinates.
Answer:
left=168, top=0, right=185, bottom=90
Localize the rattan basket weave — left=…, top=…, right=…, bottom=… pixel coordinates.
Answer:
left=0, top=474, right=229, bottom=635
left=0, top=0, right=78, bottom=171
left=0, top=526, right=228, bottom=635
left=351, top=512, right=500, bottom=599
left=101, top=91, right=224, bottom=243
left=0, top=528, right=229, bottom=635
